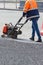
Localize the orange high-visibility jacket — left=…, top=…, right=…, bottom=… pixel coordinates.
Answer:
left=23, top=0, right=39, bottom=19
left=3, top=25, right=8, bottom=34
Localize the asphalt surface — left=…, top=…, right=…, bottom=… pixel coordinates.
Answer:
left=0, top=37, right=43, bottom=65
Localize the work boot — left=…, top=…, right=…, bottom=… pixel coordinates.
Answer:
left=29, top=37, right=34, bottom=41
left=36, top=39, right=42, bottom=42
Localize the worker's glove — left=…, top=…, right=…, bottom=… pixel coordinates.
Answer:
left=23, top=12, right=26, bottom=17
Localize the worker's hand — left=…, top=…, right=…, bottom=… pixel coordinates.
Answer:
left=23, top=12, right=26, bottom=17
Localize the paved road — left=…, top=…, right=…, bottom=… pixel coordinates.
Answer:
left=0, top=37, right=43, bottom=65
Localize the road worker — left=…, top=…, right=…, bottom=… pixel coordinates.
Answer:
left=23, top=0, right=42, bottom=42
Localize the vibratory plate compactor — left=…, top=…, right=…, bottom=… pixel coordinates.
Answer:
left=1, top=16, right=28, bottom=39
